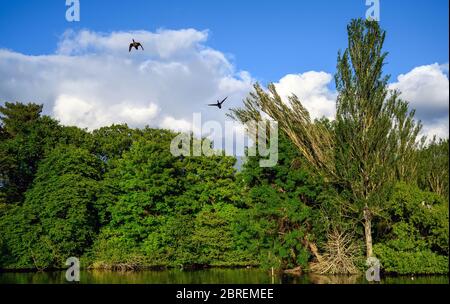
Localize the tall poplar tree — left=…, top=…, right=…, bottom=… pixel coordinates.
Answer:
left=334, top=19, right=421, bottom=257
left=230, top=19, right=422, bottom=259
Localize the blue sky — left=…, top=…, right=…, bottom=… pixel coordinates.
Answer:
left=0, top=0, right=448, bottom=81
left=0, top=0, right=448, bottom=140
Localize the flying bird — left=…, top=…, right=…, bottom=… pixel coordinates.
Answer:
left=129, top=39, right=144, bottom=52
left=208, top=97, right=228, bottom=109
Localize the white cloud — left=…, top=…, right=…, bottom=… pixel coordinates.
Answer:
left=160, top=116, right=199, bottom=134
left=0, top=30, right=447, bottom=142
left=439, top=63, right=449, bottom=74
left=390, top=63, right=449, bottom=120
left=53, top=95, right=159, bottom=130
left=0, top=29, right=253, bottom=131
left=56, top=28, right=209, bottom=58
left=273, top=71, right=337, bottom=120
left=272, top=64, right=449, bottom=139
left=421, top=117, right=449, bottom=140
left=389, top=63, right=449, bottom=139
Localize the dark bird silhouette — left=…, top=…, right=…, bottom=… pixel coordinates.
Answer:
left=208, top=97, right=228, bottom=109
left=129, top=39, right=144, bottom=52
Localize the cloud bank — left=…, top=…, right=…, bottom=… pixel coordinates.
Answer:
left=0, top=29, right=252, bottom=131
left=390, top=63, right=449, bottom=139
left=273, top=71, right=337, bottom=120
left=0, top=28, right=447, bottom=141
left=273, top=64, right=449, bottom=139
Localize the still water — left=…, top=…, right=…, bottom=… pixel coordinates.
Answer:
left=0, top=269, right=448, bottom=284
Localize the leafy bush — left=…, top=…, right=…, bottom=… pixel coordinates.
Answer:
left=87, top=133, right=250, bottom=268
left=0, top=146, right=102, bottom=270
left=374, top=244, right=448, bottom=275
left=374, top=183, right=449, bottom=274
left=235, top=135, right=321, bottom=271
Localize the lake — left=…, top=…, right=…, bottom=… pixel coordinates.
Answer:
left=0, top=269, right=448, bottom=284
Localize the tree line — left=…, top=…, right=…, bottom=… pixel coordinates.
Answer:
left=0, top=19, right=448, bottom=275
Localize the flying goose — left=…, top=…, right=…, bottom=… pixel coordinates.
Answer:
left=129, top=39, right=144, bottom=52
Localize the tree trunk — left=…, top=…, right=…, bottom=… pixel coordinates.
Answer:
left=363, top=205, right=373, bottom=258
left=304, top=239, right=323, bottom=263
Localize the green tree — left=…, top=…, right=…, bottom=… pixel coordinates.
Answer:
left=190, top=203, right=249, bottom=266
left=230, top=19, right=422, bottom=260
left=0, top=102, right=43, bottom=136
left=333, top=19, right=422, bottom=257
left=373, top=183, right=448, bottom=274
left=0, top=103, right=64, bottom=204
left=235, top=135, right=324, bottom=270
left=91, top=124, right=141, bottom=163
left=0, top=145, right=102, bottom=269
left=89, top=131, right=245, bottom=268
left=416, top=138, right=449, bottom=199
left=58, top=125, right=93, bottom=150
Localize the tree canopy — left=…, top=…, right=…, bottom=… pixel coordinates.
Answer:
left=0, top=19, right=448, bottom=275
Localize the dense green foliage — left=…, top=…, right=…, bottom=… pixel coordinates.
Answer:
left=373, top=183, right=449, bottom=274
left=0, top=105, right=448, bottom=274
left=234, top=135, right=326, bottom=271
left=416, top=138, right=449, bottom=199
left=0, top=19, right=448, bottom=275
left=228, top=19, right=448, bottom=274
left=88, top=131, right=249, bottom=268
left=0, top=145, right=102, bottom=269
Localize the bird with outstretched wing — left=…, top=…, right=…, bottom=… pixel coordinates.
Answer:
left=208, top=97, right=228, bottom=109
left=129, top=39, right=144, bottom=52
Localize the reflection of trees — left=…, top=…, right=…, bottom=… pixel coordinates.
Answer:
left=308, top=274, right=362, bottom=284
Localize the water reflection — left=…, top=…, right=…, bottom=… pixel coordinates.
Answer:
left=0, top=269, right=448, bottom=284
left=307, top=274, right=361, bottom=284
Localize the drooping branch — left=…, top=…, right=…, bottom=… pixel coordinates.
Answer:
left=229, top=83, right=337, bottom=181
